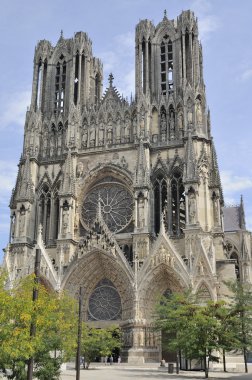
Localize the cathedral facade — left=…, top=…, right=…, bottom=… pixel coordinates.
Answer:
left=4, top=10, right=252, bottom=363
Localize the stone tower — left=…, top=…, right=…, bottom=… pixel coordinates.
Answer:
left=4, top=10, right=252, bottom=365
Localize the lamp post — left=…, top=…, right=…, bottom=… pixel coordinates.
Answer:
left=27, top=248, right=41, bottom=380
left=76, top=286, right=83, bottom=380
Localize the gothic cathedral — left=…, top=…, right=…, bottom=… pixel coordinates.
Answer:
left=4, top=10, right=252, bottom=363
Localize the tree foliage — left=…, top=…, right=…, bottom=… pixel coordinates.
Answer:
left=0, top=271, right=77, bottom=380
left=225, top=281, right=252, bottom=372
left=155, top=291, right=242, bottom=378
left=81, top=325, right=121, bottom=368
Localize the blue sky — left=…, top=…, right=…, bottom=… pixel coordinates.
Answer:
left=1, top=0, right=252, bottom=261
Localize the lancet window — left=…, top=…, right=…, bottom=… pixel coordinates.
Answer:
left=160, top=36, right=173, bottom=95
left=54, top=55, right=67, bottom=113
left=171, top=170, right=185, bottom=235
left=74, top=51, right=79, bottom=105
left=37, top=183, right=60, bottom=246
left=154, top=173, right=167, bottom=235
left=226, top=241, right=240, bottom=280
left=38, top=184, right=51, bottom=245
left=36, top=58, right=42, bottom=110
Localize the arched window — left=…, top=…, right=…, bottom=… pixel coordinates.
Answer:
left=39, top=184, right=51, bottom=245
left=54, top=55, right=66, bottom=114
left=225, top=241, right=240, bottom=281
left=41, top=59, right=47, bottom=113
left=74, top=51, right=79, bottom=105
left=52, top=186, right=60, bottom=242
left=160, top=36, right=173, bottom=95
left=230, top=252, right=240, bottom=281
left=142, top=38, right=146, bottom=93
left=171, top=170, right=185, bottom=235
left=154, top=173, right=167, bottom=235
left=36, top=58, right=42, bottom=111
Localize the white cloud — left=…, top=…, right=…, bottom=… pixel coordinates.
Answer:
left=99, top=31, right=135, bottom=98
left=0, top=160, right=17, bottom=205
left=115, top=31, right=135, bottom=53
left=0, top=90, right=31, bottom=130
left=221, top=170, right=252, bottom=194
left=191, top=0, right=220, bottom=41
left=240, top=68, right=252, bottom=82
left=198, top=16, right=220, bottom=41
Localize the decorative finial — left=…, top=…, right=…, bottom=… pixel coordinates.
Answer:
left=60, top=29, right=63, bottom=38
left=108, top=73, right=114, bottom=87
left=164, top=9, right=167, bottom=19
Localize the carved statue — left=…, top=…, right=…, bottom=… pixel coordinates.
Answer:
left=188, top=191, right=196, bottom=225
left=116, top=118, right=121, bottom=143
left=107, top=119, right=113, bottom=144
left=74, top=204, right=80, bottom=231
left=62, top=209, right=69, bottom=234
left=177, top=111, right=184, bottom=138
left=187, top=104, right=193, bottom=125
left=57, top=129, right=62, bottom=155
left=124, top=116, right=130, bottom=142
left=29, top=125, right=34, bottom=147
left=133, top=115, right=137, bottom=138
left=160, top=113, right=167, bottom=133
left=138, top=197, right=145, bottom=228
left=169, top=110, right=175, bottom=139
left=43, top=130, right=48, bottom=156
left=98, top=123, right=104, bottom=146
left=50, top=134, right=55, bottom=157
left=76, top=161, right=84, bottom=178
left=89, top=125, right=96, bottom=147
left=11, top=213, right=16, bottom=240
left=213, top=195, right=220, bottom=224
left=81, top=129, right=88, bottom=148
left=196, top=98, right=203, bottom=124
left=19, top=208, right=26, bottom=236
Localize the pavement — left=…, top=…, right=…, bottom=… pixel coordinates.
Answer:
left=60, top=363, right=252, bottom=380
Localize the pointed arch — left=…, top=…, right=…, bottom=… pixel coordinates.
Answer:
left=170, top=167, right=185, bottom=235
left=62, top=249, right=134, bottom=321
left=195, top=281, right=214, bottom=303
left=153, top=171, right=167, bottom=235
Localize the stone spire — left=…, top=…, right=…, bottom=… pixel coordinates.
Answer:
left=239, top=195, right=246, bottom=230
left=209, top=140, right=223, bottom=203
left=61, top=149, right=75, bottom=196
left=16, top=153, right=34, bottom=202
left=134, top=139, right=149, bottom=188
left=184, top=126, right=198, bottom=183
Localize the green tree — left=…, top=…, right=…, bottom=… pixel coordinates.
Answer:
left=0, top=272, right=77, bottom=380
left=155, top=291, right=236, bottom=378
left=81, top=325, right=121, bottom=368
left=226, top=281, right=252, bottom=373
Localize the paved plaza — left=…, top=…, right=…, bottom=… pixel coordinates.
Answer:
left=60, top=364, right=252, bottom=380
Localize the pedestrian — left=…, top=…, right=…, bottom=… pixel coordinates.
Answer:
left=110, top=355, right=113, bottom=365
left=118, top=355, right=121, bottom=364
left=104, top=356, right=108, bottom=365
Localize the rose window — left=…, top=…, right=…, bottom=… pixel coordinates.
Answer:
left=82, top=180, right=133, bottom=232
left=88, top=279, right=122, bottom=321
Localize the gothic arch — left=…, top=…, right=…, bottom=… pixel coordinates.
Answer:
left=153, top=22, right=176, bottom=44
left=225, top=239, right=240, bottom=280
left=62, top=249, right=134, bottom=321
left=195, top=280, right=215, bottom=303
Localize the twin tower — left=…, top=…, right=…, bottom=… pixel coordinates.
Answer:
left=4, top=10, right=251, bottom=364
